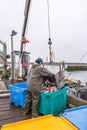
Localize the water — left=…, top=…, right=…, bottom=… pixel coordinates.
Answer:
left=45, top=65, right=87, bottom=86
left=66, top=70, right=87, bottom=86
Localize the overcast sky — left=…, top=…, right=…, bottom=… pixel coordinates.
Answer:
left=0, top=0, right=87, bottom=62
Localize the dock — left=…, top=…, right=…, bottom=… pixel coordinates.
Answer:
left=0, top=96, right=31, bottom=129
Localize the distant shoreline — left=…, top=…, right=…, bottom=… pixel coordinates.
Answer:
left=66, top=66, right=87, bottom=71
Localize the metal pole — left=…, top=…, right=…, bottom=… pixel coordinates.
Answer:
left=0, top=40, right=7, bottom=78
left=11, top=35, right=14, bottom=80
left=3, top=43, right=7, bottom=78
left=49, top=44, right=52, bottom=62
left=10, top=30, right=17, bottom=81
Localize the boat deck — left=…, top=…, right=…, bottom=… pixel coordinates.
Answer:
left=0, top=96, right=31, bottom=129
left=0, top=95, right=65, bottom=129
left=1, top=93, right=87, bottom=129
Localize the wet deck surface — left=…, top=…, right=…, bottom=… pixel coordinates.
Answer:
left=0, top=81, right=7, bottom=90
left=0, top=96, right=31, bottom=129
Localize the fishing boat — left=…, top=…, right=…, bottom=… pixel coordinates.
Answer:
left=0, top=78, right=87, bottom=129
left=0, top=0, right=87, bottom=129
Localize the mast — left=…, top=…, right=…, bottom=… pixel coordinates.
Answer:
left=47, top=0, right=53, bottom=62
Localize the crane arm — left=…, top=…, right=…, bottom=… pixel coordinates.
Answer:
left=18, top=0, right=31, bottom=80
left=19, top=0, right=31, bottom=58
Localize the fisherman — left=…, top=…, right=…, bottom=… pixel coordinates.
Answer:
left=23, top=57, right=55, bottom=118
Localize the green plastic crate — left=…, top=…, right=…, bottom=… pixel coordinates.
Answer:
left=39, top=87, right=68, bottom=115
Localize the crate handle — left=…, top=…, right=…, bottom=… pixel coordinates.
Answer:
left=46, top=96, right=50, bottom=98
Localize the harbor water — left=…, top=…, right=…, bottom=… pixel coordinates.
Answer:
left=45, top=66, right=87, bottom=86
left=66, top=70, right=87, bottom=86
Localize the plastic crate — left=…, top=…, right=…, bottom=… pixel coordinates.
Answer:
left=9, top=82, right=27, bottom=109
left=63, top=105, right=87, bottom=130
left=1, top=115, right=78, bottom=130
left=39, top=87, right=68, bottom=115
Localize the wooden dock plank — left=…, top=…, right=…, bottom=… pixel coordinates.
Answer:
left=0, top=115, right=31, bottom=128
left=0, top=97, right=31, bottom=129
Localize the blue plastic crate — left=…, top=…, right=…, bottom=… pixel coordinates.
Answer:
left=39, top=87, right=68, bottom=115
left=63, top=105, right=87, bottom=130
left=9, top=82, right=27, bottom=109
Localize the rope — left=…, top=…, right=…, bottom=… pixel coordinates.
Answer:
left=79, top=51, right=87, bottom=63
